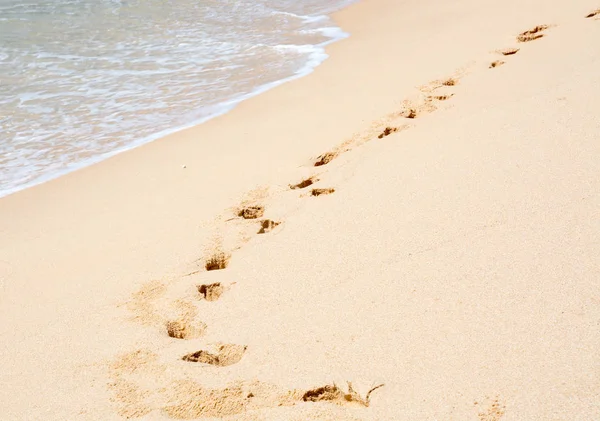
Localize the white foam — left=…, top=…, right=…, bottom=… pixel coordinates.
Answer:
left=270, top=10, right=329, bottom=24
left=0, top=0, right=354, bottom=198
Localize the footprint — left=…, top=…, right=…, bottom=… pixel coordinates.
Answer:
left=419, top=76, right=460, bottom=93
left=587, top=9, right=600, bottom=18
left=238, top=205, right=265, bottom=220
left=314, top=151, right=337, bottom=167
left=475, top=396, right=506, bottom=421
left=258, top=219, right=280, bottom=234
left=290, top=177, right=318, bottom=190
left=400, top=102, right=434, bottom=119
left=428, top=94, right=454, bottom=101
left=205, top=251, right=230, bottom=271
left=311, top=188, right=335, bottom=197
left=441, top=77, right=458, bottom=86
left=517, top=25, right=549, bottom=42
left=164, top=379, right=299, bottom=419
left=108, top=349, right=159, bottom=418
left=163, top=380, right=383, bottom=419
left=398, top=93, right=444, bottom=120
left=378, top=127, right=398, bottom=138
left=303, top=385, right=343, bottom=403
left=489, top=60, right=505, bottom=68
left=182, top=343, right=247, bottom=366
left=302, top=382, right=384, bottom=407
left=166, top=319, right=207, bottom=339
left=197, top=282, right=224, bottom=301
left=498, top=48, right=519, bottom=56
left=401, top=108, right=417, bottom=119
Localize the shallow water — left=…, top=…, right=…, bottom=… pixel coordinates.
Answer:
left=0, top=0, right=353, bottom=197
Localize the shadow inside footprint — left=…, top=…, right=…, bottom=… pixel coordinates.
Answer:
left=302, top=382, right=384, bottom=407
left=586, top=9, right=600, bottom=18
left=205, top=252, right=230, bottom=271
left=499, top=48, right=519, bottom=56
left=303, top=385, right=345, bottom=403
left=258, top=219, right=280, bottom=234
left=378, top=127, right=398, bottom=139
left=167, top=320, right=207, bottom=339
left=197, top=282, right=224, bottom=301
left=517, top=25, right=549, bottom=42
left=314, top=152, right=337, bottom=167
left=401, top=108, right=417, bottom=119
left=311, top=188, right=335, bottom=197
left=290, top=177, right=317, bottom=190
left=429, top=94, right=453, bottom=101
left=442, top=78, right=457, bottom=86
left=238, top=205, right=265, bottom=220
left=183, top=344, right=247, bottom=367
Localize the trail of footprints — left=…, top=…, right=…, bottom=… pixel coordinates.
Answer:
left=111, top=14, right=598, bottom=419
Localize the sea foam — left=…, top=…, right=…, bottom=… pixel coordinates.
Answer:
left=0, top=0, right=355, bottom=198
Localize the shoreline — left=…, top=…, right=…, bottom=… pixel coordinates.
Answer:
left=1, top=0, right=599, bottom=419
left=0, top=4, right=352, bottom=199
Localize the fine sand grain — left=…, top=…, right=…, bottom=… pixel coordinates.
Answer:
left=1, top=0, right=599, bottom=420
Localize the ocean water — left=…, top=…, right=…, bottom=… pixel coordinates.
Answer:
left=0, top=0, right=353, bottom=197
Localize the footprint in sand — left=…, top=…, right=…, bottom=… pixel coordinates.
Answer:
left=110, top=349, right=385, bottom=420
left=498, top=48, right=519, bottom=56
left=182, top=343, right=247, bottom=366
left=290, top=176, right=318, bottom=190
left=303, top=382, right=384, bottom=407
left=441, top=77, right=458, bottom=86
left=163, top=379, right=300, bottom=419
left=517, top=25, right=549, bottom=42
left=490, top=48, right=519, bottom=68
left=311, top=188, right=335, bottom=197
left=197, top=282, right=224, bottom=301
left=204, top=250, right=230, bottom=271
left=402, top=79, right=458, bottom=120
left=398, top=100, right=432, bottom=119
left=314, top=151, right=337, bottom=167
left=127, top=280, right=208, bottom=340
left=428, top=93, right=454, bottom=101
left=166, top=319, right=207, bottom=339
left=475, top=396, right=506, bottom=421
left=586, top=9, right=600, bottom=18
left=378, top=126, right=399, bottom=139
left=238, top=203, right=281, bottom=234
left=238, top=205, right=265, bottom=220
left=400, top=107, right=418, bottom=119
left=258, top=219, right=280, bottom=234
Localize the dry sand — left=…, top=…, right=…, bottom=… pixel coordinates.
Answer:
left=1, top=0, right=599, bottom=420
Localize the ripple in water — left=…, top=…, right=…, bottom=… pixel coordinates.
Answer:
left=0, top=0, right=354, bottom=197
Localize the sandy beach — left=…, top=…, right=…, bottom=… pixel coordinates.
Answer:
left=1, top=0, right=599, bottom=419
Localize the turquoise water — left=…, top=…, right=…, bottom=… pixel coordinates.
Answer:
left=0, top=0, right=353, bottom=197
